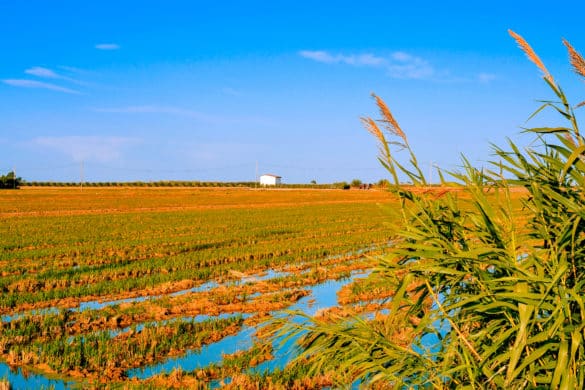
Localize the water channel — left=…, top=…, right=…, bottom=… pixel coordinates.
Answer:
left=126, top=272, right=363, bottom=380
left=0, top=269, right=363, bottom=388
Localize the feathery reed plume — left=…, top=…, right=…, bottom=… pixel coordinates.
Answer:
left=361, top=117, right=385, bottom=144
left=509, top=30, right=553, bottom=83
left=361, top=117, right=390, bottom=160
left=563, top=38, right=585, bottom=110
left=372, top=94, right=408, bottom=145
left=563, top=39, right=585, bottom=79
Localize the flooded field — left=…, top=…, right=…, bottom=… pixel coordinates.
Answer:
left=0, top=187, right=396, bottom=387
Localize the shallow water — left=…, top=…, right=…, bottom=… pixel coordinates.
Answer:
left=253, top=274, right=365, bottom=373
left=413, top=292, right=450, bottom=356
left=0, top=362, right=75, bottom=389
left=127, top=326, right=256, bottom=379
left=119, top=313, right=249, bottom=336
left=77, top=279, right=222, bottom=312
left=127, top=271, right=366, bottom=380
left=1, top=245, right=382, bottom=324
left=0, top=271, right=379, bottom=390
left=1, top=269, right=289, bottom=324
left=79, top=269, right=289, bottom=312
left=0, top=266, right=371, bottom=387
left=1, top=307, right=61, bottom=323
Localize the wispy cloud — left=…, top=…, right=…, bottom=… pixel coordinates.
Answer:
left=2, top=79, right=80, bottom=94
left=478, top=72, right=497, bottom=84
left=58, top=65, right=92, bottom=75
left=299, top=49, right=436, bottom=80
left=95, top=43, right=120, bottom=50
left=32, top=136, right=139, bottom=163
left=387, top=52, right=434, bottom=79
left=24, top=66, right=88, bottom=86
left=25, top=66, right=60, bottom=78
left=299, top=51, right=386, bottom=66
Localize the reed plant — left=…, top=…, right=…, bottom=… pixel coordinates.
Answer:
left=273, top=31, right=585, bottom=388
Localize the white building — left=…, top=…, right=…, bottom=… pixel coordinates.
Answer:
left=259, top=174, right=282, bottom=186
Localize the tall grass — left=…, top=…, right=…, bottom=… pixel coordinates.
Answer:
left=272, top=31, right=585, bottom=388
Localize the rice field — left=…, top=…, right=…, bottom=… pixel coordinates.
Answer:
left=0, top=186, right=398, bottom=387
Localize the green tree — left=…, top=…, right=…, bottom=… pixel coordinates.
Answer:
left=272, top=31, right=585, bottom=388
left=0, top=170, right=22, bottom=189
left=350, top=178, right=362, bottom=187
left=377, top=178, right=390, bottom=188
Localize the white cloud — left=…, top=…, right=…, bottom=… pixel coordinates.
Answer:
left=299, top=50, right=435, bottom=80
left=299, top=50, right=386, bottom=66
left=478, top=72, right=497, bottom=83
left=299, top=50, right=337, bottom=63
left=347, top=53, right=386, bottom=66
left=2, top=79, right=80, bottom=94
left=391, top=51, right=413, bottom=62
left=32, top=136, right=139, bottom=163
left=58, top=65, right=92, bottom=75
left=24, top=66, right=87, bottom=86
left=25, top=67, right=59, bottom=78
left=95, top=43, right=120, bottom=50
left=387, top=55, right=434, bottom=79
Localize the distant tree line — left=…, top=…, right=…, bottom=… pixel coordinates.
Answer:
left=331, top=179, right=390, bottom=190
left=23, top=181, right=340, bottom=189
left=0, top=171, right=22, bottom=189
left=21, top=180, right=391, bottom=189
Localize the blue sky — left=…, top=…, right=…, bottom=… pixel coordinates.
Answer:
left=1, top=1, right=584, bottom=183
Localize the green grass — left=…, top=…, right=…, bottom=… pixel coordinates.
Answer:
left=0, top=199, right=391, bottom=309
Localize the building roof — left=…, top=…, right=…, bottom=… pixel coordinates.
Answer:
left=260, top=173, right=282, bottom=178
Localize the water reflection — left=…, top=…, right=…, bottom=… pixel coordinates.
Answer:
left=127, top=272, right=365, bottom=379
left=0, top=363, right=74, bottom=389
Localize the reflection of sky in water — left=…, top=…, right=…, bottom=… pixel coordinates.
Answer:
left=0, top=364, right=74, bottom=390
left=0, top=268, right=288, bottom=388
left=128, top=326, right=257, bottom=379
left=413, top=293, right=450, bottom=357
left=253, top=277, right=355, bottom=373
left=1, top=270, right=289, bottom=323
left=128, top=273, right=361, bottom=380
left=127, top=281, right=449, bottom=386
left=64, top=313, right=248, bottom=342
left=0, top=267, right=392, bottom=387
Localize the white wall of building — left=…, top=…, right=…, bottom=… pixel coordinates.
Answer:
left=259, top=174, right=281, bottom=186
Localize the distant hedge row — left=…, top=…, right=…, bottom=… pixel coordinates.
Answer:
left=22, top=181, right=361, bottom=189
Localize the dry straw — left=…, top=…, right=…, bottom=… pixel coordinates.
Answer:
left=361, top=117, right=385, bottom=145
left=372, top=93, right=408, bottom=145
left=563, top=39, right=585, bottom=108
left=508, top=30, right=554, bottom=84
left=563, top=39, right=585, bottom=79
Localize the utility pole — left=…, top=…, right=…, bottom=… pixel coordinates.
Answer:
left=13, top=166, right=16, bottom=189
left=428, top=160, right=432, bottom=189
left=255, top=161, right=258, bottom=189
left=80, top=160, right=84, bottom=191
